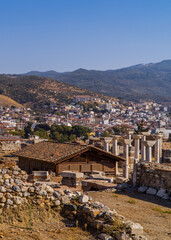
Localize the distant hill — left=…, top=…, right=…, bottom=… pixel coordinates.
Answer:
left=24, top=60, right=171, bottom=104
left=0, top=94, right=22, bottom=108
left=0, top=75, right=101, bottom=111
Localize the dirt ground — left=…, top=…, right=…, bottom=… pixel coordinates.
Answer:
left=88, top=190, right=171, bottom=240
left=0, top=204, right=95, bottom=240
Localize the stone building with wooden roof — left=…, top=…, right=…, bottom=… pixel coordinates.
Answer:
left=15, top=142, right=125, bottom=176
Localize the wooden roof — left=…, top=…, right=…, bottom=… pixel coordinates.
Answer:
left=15, top=141, right=125, bottom=164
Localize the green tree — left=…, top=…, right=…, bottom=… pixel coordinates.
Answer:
left=101, top=131, right=110, bottom=137
left=34, top=124, right=50, bottom=132
left=24, top=122, right=33, bottom=138
left=134, top=120, right=149, bottom=134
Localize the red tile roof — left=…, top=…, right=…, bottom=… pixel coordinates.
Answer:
left=15, top=141, right=125, bottom=163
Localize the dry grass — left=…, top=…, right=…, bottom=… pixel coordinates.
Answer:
left=112, top=194, right=119, bottom=198
left=0, top=203, right=95, bottom=240
left=0, top=94, right=22, bottom=107
left=153, top=207, right=171, bottom=214
left=128, top=199, right=136, bottom=204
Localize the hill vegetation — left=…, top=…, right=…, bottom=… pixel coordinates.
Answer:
left=0, top=75, right=99, bottom=111
left=0, top=94, right=22, bottom=108
left=25, top=60, right=171, bottom=104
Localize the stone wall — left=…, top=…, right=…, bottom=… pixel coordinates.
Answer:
left=163, top=149, right=171, bottom=163
left=135, top=162, right=171, bottom=200
left=0, top=164, right=146, bottom=240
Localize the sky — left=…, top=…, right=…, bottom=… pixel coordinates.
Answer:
left=0, top=0, right=171, bottom=73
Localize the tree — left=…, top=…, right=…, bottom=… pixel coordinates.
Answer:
left=24, top=122, right=33, bottom=138
left=34, top=124, right=50, bottom=132
left=134, top=120, right=149, bottom=134
left=34, top=129, right=49, bottom=139
left=101, top=131, right=110, bottom=137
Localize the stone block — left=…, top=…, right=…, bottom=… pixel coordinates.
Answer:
left=146, top=187, right=157, bottom=195
left=0, top=186, right=6, bottom=193
left=92, top=170, right=105, bottom=176
left=12, top=186, right=21, bottom=192
left=6, top=199, right=13, bottom=205
left=98, top=233, right=113, bottom=240
left=38, top=190, right=47, bottom=196
left=61, top=195, right=70, bottom=204
left=53, top=191, right=61, bottom=198
left=54, top=200, right=60, bottom=206
left=90, top=209, right=100, bottom=218
left=83, top=205, right=91, bottom=214
left=129, top=223, right=143, bottom=235
left=46, top=185, right=54, bottom=194
left=79, top=195, right=89, bottom=203
left=162, top=194, right=169, bottom=200
left=156, top=188, right=166, bottom=198
left=4, top=174, right=11, bottom=179
left=13, top=197, right=23, bottom=205
left=64, top=203, right=77, bottom=211
left=138, top=186, right=148, bottom=193
left=61, top=171, right=84, bottom=179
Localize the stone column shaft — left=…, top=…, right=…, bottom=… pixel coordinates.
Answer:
left=104, top=142, right=109, bottom=152
left=141, top=135, right=146, bottom=161
left=155, top=138, right=160, bottom=163
left=123, top=139, right=133, bottom=180
left=142, top=140, right=156, bottom=163
left=112, top=139, right=118, bottom=155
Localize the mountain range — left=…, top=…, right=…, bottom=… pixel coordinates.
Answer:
left=24, top=60, right=171, bottom=104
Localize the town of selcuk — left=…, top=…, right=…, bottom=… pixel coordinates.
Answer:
left=0, top=1, right=171, bottom=240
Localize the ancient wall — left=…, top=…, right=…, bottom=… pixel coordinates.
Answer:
left=19, top=157, right=56, bottom=174
left=136, top=162, right=171, bottom=192
left=163, top=149, right=171, bottom=163
left=0, top=164, right=145, bottom=240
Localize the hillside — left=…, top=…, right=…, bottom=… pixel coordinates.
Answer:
left=0, top=95, right=23, bottom=108
left=0, top=75, right=100, bottom=111
left=25, top=60, right=171, bottom=104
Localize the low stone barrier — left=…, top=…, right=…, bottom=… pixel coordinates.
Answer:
left=0, top=164, right=146, bottom=240
left=135, top=162, right=171, bottom=199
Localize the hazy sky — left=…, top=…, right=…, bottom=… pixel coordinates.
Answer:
left=0, top=0, right=171, bottom=73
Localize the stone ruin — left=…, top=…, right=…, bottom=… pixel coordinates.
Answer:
left=135, top=162, right=171, bottom=200
left=0, top=163, right=146, bottom=240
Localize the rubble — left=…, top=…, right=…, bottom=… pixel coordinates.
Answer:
left=0, top=165, right=146, bottom=239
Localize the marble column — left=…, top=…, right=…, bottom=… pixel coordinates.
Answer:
left=112, top=135, right=120, bottom=175
left=140, top=132, right=150, bottom=161
left=132, top=135, right=142, bottom=163
left=141, top=135, right=146, bottom=161
left=142, top=140, right=156, bottom=162
left=127, top=130, right=134, bottom=140
left=103, top=137, right=112, bottom=152
left=123, top=139, right=133, bottom=179
left=112, top=135, right=120, bottom=155
left=154, top=134, right=163, bottom=163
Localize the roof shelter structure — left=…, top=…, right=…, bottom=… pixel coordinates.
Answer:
left=15, top=142, right=125, bottom=176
